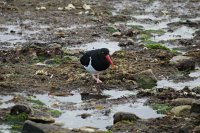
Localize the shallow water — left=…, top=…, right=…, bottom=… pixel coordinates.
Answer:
left=55, top=98, right=164, bottom=130
left=127, top=18, right=180, bottom=30
left=31, top=90, right=163, bottom=130
left=0, top=95, right=15, bottom=109
left=154, top=26, right=196, bottom=42
left=67, top=39, right=121, bottom=54
left=157, top=78, right=200, bottom=90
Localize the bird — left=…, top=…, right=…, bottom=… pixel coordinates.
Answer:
left=80, top=48, right=115, bottom=83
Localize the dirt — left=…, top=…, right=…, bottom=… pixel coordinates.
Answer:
left=0, top=0, right=200, bottom=132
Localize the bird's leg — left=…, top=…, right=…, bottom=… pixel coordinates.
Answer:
left=92, top=74, right=102, bottom=83
left=96, top=73, right=102, bottom=83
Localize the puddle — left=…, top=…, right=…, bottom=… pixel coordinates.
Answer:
left=154, top=26, right=196, bottom=42
left=157, top=64, right=200, bottom=90
left=145, top=1, right=163, bottom=13
left=0, top=90, right=163, bottom=130
left=56, top=98, right=164, bottom=130
left=0, top=95, right=15, bottom=109
left=127, top=18, right=180, bottom=30
left=103, top=90, right=137, bottom=99
left=34, top=93, right=82, bottom=107
left=0, top=25, right=26, bottom=44
left=67, top=39, right=121, bottom=54
left=31, top=90, right=163, bottom=130
left=157, top=78, right=200, bottom=90
left=0, top=124, right=14, bottom=133
left=0, top=21, right=49, bottom=46
left=112, top=99, right=164, bottom=119
left=133, top=14, right=168, bottom=21
left=57, top=24, right=95, bottom=31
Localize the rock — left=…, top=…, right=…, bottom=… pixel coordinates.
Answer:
left=73, top=126, right=99, bottom=133
left=44, top=59, right=56, bottom=65
left=170, top=105, right=191, bottom=116
left=178, top=124, right=194, bottom=133
left=113, top=112, right=140, bottom=124
left=22, top=120, right=70, bottom=133
left=193, top=125, right=200, bottom=133
left=170, top=55, right=195, bottom=71
left=48, top=43, right=62, bottom=49
left=172, top=98, right=196, bottom=106
left=191, top=100, right=200, bottom=114
left=125, top=29, right=134, bottom=37
left=78, top=113, right=92, bottom=119
left=83, top=4, right=91, bottom=10
left=28, top=110, right=55, bottom=123
left=58, top=7, right=64, bottom=11
left=134, top=69, right=157, bottom=89
left=65, top=4, right=75, bottom=10
left=192, top=86, right=200, bottom=94
left=112, top=31, right=122, bottom=37
left=10, top=104, right=32, bottom=115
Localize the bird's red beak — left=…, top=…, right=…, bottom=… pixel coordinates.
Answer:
left=106, top=55, right=115, bottom=69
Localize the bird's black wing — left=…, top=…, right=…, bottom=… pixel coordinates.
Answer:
left=80, top=52, right=90, bottom=66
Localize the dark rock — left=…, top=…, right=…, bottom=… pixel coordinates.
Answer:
left=81, top=93, right=109, bottom=101
left=170, top=55, right=195, bottom=71
left=177, top=59, right=195, bottom=71
left=178, top=124, right=194, bottom=133
left=78, top=113, right=92, bottom=119
left=192, top=86, right=200, bottom=94
left=125, top=29, right=134, bottom=37
left=10, top=104, right=32, bottom=115
left=113, top=112, right=140, bottom=124
left=191, top=100, right=200, bottom=114
left=22, top=120, right=70, bottom=133
left=44, top=59, right=56, bottom=65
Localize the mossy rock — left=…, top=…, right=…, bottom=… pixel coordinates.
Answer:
left=134, top=69, right=157, bottom=89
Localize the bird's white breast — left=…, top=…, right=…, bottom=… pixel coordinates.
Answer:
left=84, top=57, right=99, bottom=74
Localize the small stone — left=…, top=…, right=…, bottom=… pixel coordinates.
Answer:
left=83, top=4, right=91, bottom=10
left=191, top=100, right=200, bottom=114
left=65, top=4, right=75, bottom=10
left=44, top=59, right=56, bottom=65
left=10, top=104, right=32, bottom=115
left=40, top=6, right=46, bottom=10
left=78, top=113, right=92, bottom=119
left=78, top=126, right=98, bottom=132
left=170, top=105, right=191, bottom=116
left=112, top=31, right=122, bottom=37
left=58, top=7, right=63, bottom=11
left=113, top=112, right=140, bottom=124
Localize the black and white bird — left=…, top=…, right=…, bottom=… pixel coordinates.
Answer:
left=80, top=48, right=115, bottom=83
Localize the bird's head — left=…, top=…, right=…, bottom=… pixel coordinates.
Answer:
left=100, top=48, right=115, bottom=69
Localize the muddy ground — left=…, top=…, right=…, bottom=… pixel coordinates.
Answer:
left=0, top=0, right=200, bottom=133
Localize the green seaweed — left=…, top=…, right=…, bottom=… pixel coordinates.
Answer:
left=151, top=103, right=172, bottom=114
left=5, top=113, right=28, bottom=123
left=50, top=110, right=62, bottom=117
left=27, top=98, right=45, bottom=106
left=146, top=43, right=170, bottom=51
left=107, top=27, right=118, bottom=33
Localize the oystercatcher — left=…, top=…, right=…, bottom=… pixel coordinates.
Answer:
left=80, top=48, right=115, bottom=83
